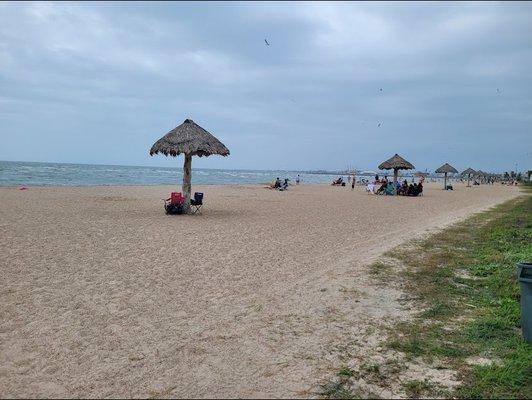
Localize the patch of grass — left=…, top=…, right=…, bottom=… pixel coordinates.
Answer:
left=402, top=379, right=434, bottom=398
left=456, top=342, right=532, bottom=399
left=319, top=380, right=362, bottom=399
left=389, top=334, right=425, bottom=358
left=382, top=194, right=532, bottom=398
left=420, top=301, right=454, bottom=319
left=368, top=260, right=393, bottom=276
left=338, top=367, right=355, bottom=377
left=360, top=362, right=380, bottom=375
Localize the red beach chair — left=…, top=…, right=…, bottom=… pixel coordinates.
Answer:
left=163, top=192, right=185, bottom=214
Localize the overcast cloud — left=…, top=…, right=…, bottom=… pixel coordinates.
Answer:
left=0, top=1, right=531, bottom=172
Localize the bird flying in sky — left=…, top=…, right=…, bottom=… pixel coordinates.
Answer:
left=264, top=38, right=270, bottom=46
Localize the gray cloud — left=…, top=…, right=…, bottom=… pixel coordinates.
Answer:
left=0, top=1, right=531, bottom=172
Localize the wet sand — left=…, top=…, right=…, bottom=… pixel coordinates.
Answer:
left=0, top=182, right=520, bottom=398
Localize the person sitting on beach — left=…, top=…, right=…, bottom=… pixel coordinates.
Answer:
left=272, top=177, right=281, bottom=189
left=376, top=181, right=387, bottom=195
left=366, top=182, right=375, bottom=194
left=398, top=180, right=408, bottom=195
left=280, top=178, right=289, bottom=190
left=416, top=182, right=423, bottom=196
left=406, top=183, right=415, bottom=196
left=385, top=182, right=395, bottom=195
left=332, top=177, right=343, bottom=185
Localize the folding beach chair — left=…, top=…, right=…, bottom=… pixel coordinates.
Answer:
left=190, top=192, right=203, bottom=214
left=164, top=192, right=185, bottom=215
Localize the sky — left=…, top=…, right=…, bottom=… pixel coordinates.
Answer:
left=0, top=1, right=531, bottom=173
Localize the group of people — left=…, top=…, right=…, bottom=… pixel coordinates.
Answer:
left=501, top=180, right=519, bottom=186
left=332, top=175, right=357, bottom=190
left=270, top=177, right=290, bottom=191
left=267, top=174, right=302, bottom=191
left=370, top=179, right=423, bottom=196
left=331, top=176, right=345, bottom=186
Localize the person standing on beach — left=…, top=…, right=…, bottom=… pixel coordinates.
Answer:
left=296, top=174, right=300, bottom=185
left=351, top=175, right=355, bottom=190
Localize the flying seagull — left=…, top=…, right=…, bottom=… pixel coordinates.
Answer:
left=264, top=38, right=270, bottom=46
left=377, top=122, right=382, bottom=127
left=496, top=88, right=501, bottom=94
left=379, top=88, right=383, bottom=92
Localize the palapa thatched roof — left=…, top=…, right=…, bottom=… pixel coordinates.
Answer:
left=378, top=154, right=415, bottom=170
left=150, top=119, right=230, bottom=157
left=462, top=167, right=476, bottom=176
left=435, top=163, right=458, bottom=174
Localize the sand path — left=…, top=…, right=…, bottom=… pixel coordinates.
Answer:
left=0, top=183, right=519, bottom=398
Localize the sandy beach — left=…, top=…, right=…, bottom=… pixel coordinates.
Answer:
left=0, top=182, right=520, bottom=398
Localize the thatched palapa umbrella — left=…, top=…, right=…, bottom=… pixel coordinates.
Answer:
left=435, top=163, right=458, bottom=189
left=378, top=154, right=415, bottom=194
left=150, top=119, right=230, bottom=213
left=462, top=167, right=476, bottom=187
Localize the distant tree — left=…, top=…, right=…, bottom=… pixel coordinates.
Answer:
left=504, top=171, right=510, bottom=180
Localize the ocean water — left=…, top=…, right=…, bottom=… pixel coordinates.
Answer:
left=0, top=160, right=355, bottom=187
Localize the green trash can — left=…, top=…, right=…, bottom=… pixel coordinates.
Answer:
left=518, top=262, right=532, bottom=344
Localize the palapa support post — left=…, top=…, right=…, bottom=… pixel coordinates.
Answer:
left=393, top=168, right=398, bottom=195
left=182, top=153, right=192, bottom=213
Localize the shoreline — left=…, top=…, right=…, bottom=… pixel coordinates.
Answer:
left=1, top=179, right=477, bottom=190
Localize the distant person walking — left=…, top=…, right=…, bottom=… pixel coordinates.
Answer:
left=351, top=175, right=355, bottom=190
left=296, top=174, right=300, bottom=185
